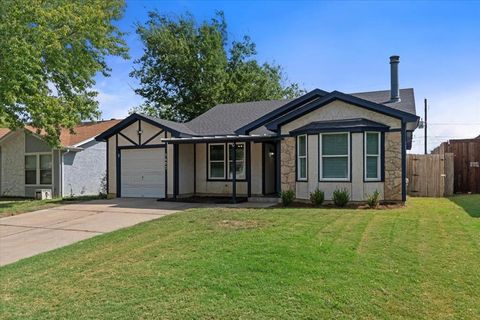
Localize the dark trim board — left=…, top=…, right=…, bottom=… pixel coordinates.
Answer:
left=266, top=91, right=419, bottom=133
left=118, top=132, right=138, bottom=147
left=142, top=129, right=164, bottom=146
left=118, top=144, right=166, bottom=150
left=401, top=122, right=407, bottom=202
left=235, top=88, right=329, bottom=135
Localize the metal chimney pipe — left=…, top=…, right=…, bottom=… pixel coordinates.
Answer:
left=390, top=55, right=400, bottom=102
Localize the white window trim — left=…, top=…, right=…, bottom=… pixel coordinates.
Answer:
left=364, top=132, right=381, bottom=181
left=297, top=135, right=308, bottom=181
left=208, top=143, right=226, bottom=180
left=25, top=152, right=54, bottom=187
left=227, top=142, right=246, bottom=180
left=319, top=132, right=350, bottom=181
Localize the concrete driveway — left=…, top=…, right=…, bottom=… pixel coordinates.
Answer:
left=0, top=198, right=200, bottom=266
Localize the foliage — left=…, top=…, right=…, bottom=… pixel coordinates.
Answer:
left=280, top=189, right=295, bottom=207
left=309, top=188, right=325, bottom=207
left=130, top=11, right=304, bottom=121
left=332, top=188, right=350, bottom=207
left=0, top=0, right=128, bottom=146
left=366, top=190, right=380, bottom=208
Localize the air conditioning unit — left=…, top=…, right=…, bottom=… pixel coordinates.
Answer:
left=35, top=189, right=52, bottom=200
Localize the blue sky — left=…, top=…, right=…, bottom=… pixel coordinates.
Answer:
left=95, top=0, right=480, bottom=153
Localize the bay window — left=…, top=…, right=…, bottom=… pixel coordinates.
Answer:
left=365, top=132, right=381, bottom=181
left=320, top=133, right=350, bottom=181
left=25, top=153, right=52, bottom=185
left=297, top=135, right=307, bottom=180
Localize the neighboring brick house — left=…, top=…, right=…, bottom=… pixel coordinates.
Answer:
left=0, top=120, right=120, bottom=197
left=96, top=56, right=419, bottom=203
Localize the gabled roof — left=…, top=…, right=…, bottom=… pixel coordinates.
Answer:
left=95, top=113, right=196, bottom=141
left=0, top=120, right=120, bottom=147
left=290, top=118, right=390, bottom=135
left=265, top=90, right=419, bottom=132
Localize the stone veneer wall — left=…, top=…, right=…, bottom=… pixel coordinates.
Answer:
left=384, top=131, right=403, bottom=201
left=280, top=137, right=296, bottom=191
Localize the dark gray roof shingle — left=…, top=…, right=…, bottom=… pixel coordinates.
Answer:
left=151, top=88, right=417, bottom=137
left=350, top=88, right=416, bottom=115
left=185, top=99, right=293, bottom=136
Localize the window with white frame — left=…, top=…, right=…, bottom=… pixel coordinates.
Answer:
left=297, top=135, right=307, bottom=180
left=228, top=143, right=246, bottom=180
left=365, top=132, right=381, bottom=181
left=320, top=133, right=350, bottom=180
left=208, top=144, right=225, bottom=179
left=25, top=153, right=52, bottom=185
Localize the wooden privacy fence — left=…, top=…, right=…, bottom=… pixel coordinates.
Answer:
left=406, top=153, right=454, bottom=197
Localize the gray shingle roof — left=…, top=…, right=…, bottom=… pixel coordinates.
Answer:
left=350, top=88, right=416, bottom=115
left=185, top=99, right=293, bottom=136
left=145, top=88, right=417, bottom=137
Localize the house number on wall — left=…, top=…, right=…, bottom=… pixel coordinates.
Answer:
left=470, top=161, right=479, bottom=167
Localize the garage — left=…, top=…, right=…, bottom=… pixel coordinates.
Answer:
left=120, top=148, right=165, bottom=198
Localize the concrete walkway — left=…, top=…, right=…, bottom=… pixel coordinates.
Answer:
left=0, top=198, right=274, bottom=266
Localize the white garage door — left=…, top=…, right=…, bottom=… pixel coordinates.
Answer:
left=120, top=148, right=165, bottom=198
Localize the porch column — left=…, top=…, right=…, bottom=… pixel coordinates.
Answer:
left=232, top=142, right=237, bottom=204
left=193, top=143, right=196, bottom=197
left=246, top=141, right=251, bottom=197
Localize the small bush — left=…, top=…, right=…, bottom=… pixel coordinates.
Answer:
left=280, top=189, right=295, bottom=207
left=366, top=190, right=380, bottom=208
left=332, top=188, right=350, bottom=207
left=310, top=188, right=325, bottom=207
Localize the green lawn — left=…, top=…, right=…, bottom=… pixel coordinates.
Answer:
left=0, top=195, right=106, bottom=217
left=1, top=196, right=479, bottom=319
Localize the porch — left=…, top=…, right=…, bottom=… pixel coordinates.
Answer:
left=164, top=135, right=282, bottom=203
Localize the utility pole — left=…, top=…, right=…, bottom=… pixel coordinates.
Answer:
left=424, top=98, right=428, bottom=154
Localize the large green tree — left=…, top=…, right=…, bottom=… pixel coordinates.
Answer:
left=131, top=11, right=304, bottom=121
left=0, top=0, right=128, bottom=145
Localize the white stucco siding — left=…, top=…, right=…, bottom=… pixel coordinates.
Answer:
left=281, top=100, right=401, bottom=135
left=0, top=131, right=25, bottom=197
left=63, top=140, right=106, bottom=197
left=140, top=121, right=165, bottom=145
left=178, top=144, right=194, bottom=195
left=293, top=132, right=384, bottom=202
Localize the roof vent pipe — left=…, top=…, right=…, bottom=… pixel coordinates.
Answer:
left=389, top=55, right=400, bottom=102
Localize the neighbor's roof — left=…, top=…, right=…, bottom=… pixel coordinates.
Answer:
left=0, top=119, right=121, bottom=147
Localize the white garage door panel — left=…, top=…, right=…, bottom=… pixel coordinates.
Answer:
left=121, top=148, right=165, bottom=198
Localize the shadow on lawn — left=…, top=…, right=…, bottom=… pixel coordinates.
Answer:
left=449, top=194, right=480, bottom=218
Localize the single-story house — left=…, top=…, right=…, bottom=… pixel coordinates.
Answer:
left=96, top=56, right=419, bottom=203
left=0, top=120, right=120, bottom=198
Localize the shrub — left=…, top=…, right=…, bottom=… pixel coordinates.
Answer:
left=366, top=190, right=380, bottom=208
left=310, top=188, right=325, bottom=207
left=332, top=188, right=350, bottom=207
left=280, top=189, right=295, bottom=207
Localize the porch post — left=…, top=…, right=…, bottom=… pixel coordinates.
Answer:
left=193, top=143, right=196, bottom=197
left=232, top=142, right=237, bottom=204
left=275, top=139, right=281, bottom=194
left=246, top=141, right=251, bottom=198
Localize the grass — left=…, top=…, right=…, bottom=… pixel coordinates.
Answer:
left=0, top=195, right=106, bottom=217
left=1, top=196, right=479, bottom=319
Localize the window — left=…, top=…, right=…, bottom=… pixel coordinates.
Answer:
left=297, top=135, right=307, bottom=180
left=24, top=154, right=52, bottom=185
left=365, top=132, right=381, bottom=181
left=209, top=144, right=225, bottom=179
left=40, top=154, right=52, bottom=184
left=228, top=143, right=245, bottom=179
left=320, top=133, right=350, bottom=181
left=25, top=155, right=37, bottom=185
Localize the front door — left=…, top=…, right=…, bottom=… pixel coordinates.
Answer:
left=263, top=142, right=276, bottom=195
